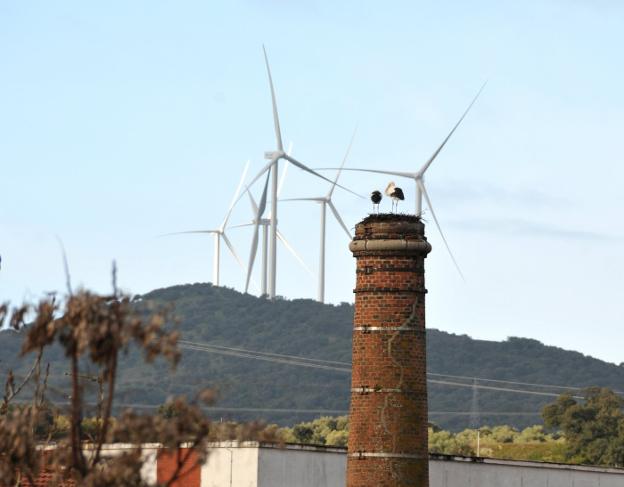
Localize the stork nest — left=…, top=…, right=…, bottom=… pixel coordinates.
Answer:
left=361, top=213, right=422, bottom=224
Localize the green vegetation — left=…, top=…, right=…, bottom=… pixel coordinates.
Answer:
left=280, top=416, right=349, bottom=446
left=428, top=424, right=567, bottom=462
left=543, top=387, right=624, bottom=466
left=2, top=283, right=623, bottom=430
left=281, top=388, right=624, bottom=468
left=279, top=415, right=568, bottom=462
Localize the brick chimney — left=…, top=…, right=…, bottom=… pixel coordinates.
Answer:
left=347, top=214, right=432, bottom=487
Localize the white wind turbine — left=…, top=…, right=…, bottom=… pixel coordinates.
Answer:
left=281, top=130, right=357, bottom=303
left=231, top=158, right=314, bottom=295
left=317, top=83, right=486, bottom=280
left=242, top=45, right=359, bottom=298
left=162, top=161, right=249, bottom=286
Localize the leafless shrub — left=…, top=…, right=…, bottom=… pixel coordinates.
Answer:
left=0, top=267, right=250, bottom=486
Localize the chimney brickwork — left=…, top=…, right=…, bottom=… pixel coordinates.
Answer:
left=347, top=215, right=432, bottom=487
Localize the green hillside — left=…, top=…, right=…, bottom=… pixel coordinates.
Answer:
left=1, top=283, right=623, bottom=430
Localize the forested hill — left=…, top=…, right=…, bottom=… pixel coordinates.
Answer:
left=1, top=283, right=623, bottom=431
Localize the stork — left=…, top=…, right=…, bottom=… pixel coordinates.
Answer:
left=385, top=182, right=404, bottom=213
left=370, top=190, right=382, bottom=214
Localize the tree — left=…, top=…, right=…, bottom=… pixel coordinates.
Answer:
left=542, top=387, right=624, bottom=466
left=491, top=425, right=518, bottom=443
left=0, top=269, right=278, bottom=486
left=280, top=416, right=349, bottom=446
left=428, top=427, right=475, bottom=456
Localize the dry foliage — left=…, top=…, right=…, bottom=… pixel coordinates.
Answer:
left=0, top=268, right=278, bottom=486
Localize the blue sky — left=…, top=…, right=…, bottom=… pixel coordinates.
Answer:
left=1, top=1, right=623, bottom=364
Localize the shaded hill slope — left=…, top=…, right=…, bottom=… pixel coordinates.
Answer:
left=1, top=283, right=622, bottom=430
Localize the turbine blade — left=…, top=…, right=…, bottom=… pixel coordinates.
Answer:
left=55, top=235, right=72, bottom=295
left=276, top=230, right=314, bottom=278
left=418, top=81, right=487, bottom=177
left=235, top=159, right=274, bottom=207
left=263, top=45, right=284, bottom=152
left=228, top=222, right=255, bottom=229
left=328, top=126, right=357, bottom=199
left=222, top=233, right=245, bottom=271
left=315, top=167, right=416, bottom=179
left=279, top=197, right=324, bottom=202
left=277, top=160, right=289, bottom=198
left=246, top=225, right=260, bottom=293
left=328, top=201, right=352, bottom=239
left=222, top=160, right=250, bottom=229
left=245, top=185, right=259, bottom=214
left=257, top=171, right=270, bottom=217
left=245, top=170, right=271, bottom=292
left=248, top=160, right=274, bottom=187
left=418, top=180, right=465, bottom=281
left=283, top=154, right=363, bottom=198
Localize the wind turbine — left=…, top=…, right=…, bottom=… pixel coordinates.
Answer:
left=162, top=161, right=249, bottom=286
left=242, top=46, right=359, bottom=299
left=281, top=130, right=357, bottom=303
left=317, top=83, right=486, bottom=280
left=232, top=156, right=314, bottom=295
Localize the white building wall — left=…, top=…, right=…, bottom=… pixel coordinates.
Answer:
left=257, top=446, right=346, bottom=487
left=120, top=441, right=624, bottom=487
left=429, top=456, right=624, bottom=487
left=81, top=443, right=159, bottom=485
left=139, top=446, right=159, bottom=485
left=201, top=443, right=259, bottom=487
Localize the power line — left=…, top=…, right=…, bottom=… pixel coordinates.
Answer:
left=2, top=341, right=610, bottom=404
left=10, top=399, right=349, bottom=415
left=5, top=340, right=613, bottom=396
left=14, top=399, right=539, bottom=417
left=179, top=342, right=585, bottom=398
left=179, top=340, right=608, bottom=397
left=427, top=379, right=583, bottom=399
left=115, top=407, right=542, bottom=416
left=124, top=405, right=350, bottom=414
left=426, top=372, right=622, bottom=394
left=178, top=340, right=350, bottom=366
left=179, top=343, right=350, bottom=373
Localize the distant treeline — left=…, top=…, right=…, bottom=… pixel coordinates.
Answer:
left=282, top=387, right=624, bottom=468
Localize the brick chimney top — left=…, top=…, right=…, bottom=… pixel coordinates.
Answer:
left=350, top=214, right=431, bottom=256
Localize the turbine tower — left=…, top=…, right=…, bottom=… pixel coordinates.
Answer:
left=243, top=46, right=358, bottom=298
left=281, top=130, right=357, bottom=303
left=162, top=161, right=249, bottom=286
left=232, top=160, right=314, bottom=295
left=317, top=83, right=486, bottom=279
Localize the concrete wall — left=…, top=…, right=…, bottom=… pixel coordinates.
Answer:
left=194, top=445, right=624, bottom=487
left=84, top=443, right=160, bottom=485
left=258, top=446, right=346, bottom=487
left=429, top=456, right=624, bottom=487
left=201, top=443, right=258, bottom=487
left=86, top=442, right=624, bottom=487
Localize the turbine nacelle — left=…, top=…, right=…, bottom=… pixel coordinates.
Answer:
left=264, top=150, right=282, bottom=160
